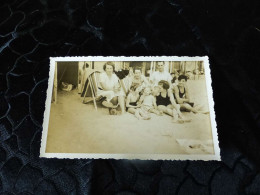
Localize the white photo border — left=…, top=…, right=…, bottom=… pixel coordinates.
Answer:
left=40, top=56, right=221, bottom=161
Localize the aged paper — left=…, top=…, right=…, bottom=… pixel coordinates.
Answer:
left=40, top=56, right=220, bottom=161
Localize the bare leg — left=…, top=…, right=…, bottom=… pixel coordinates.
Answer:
left=181, top=103, right=198, bottom=113
left=158, top=105, right=168, bottom=113
left=150, top=108, right=163, bottom=116
left=193, top=104, right=209, bottom=114
left=111, top=96, right=118, bottom=106
left=101, top=91, right=117, bottom=108
left=127, top=107, right=136, bottom=114
left=102, top=101, right=117, bottom=108
left=139, top=109, right=151, bottom=120
left=181, top=103, right=209, bottom=114
left=159, top=105, right=184, bottom=123
left=171, top=109, right=182, bottom=123
left=193, top=104, right=204, bottom=110
left=134, top=109, right=142, bottom=120
left=167, top=105, right=191, bottom=122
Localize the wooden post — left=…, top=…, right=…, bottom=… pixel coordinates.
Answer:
left=149, top=61, right=153, bottom=80
left=89, top=76, right=97, bottom=111
left=194, top=61, right=197, bottom=80
left=83, top=81, right=90, bottom=103
left=142, top=62, right=146, bottom=76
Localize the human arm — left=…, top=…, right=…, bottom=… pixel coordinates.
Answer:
left=137, top=95, right=144, bottom=105
left=153, top=96, right=158, bottom=110
left=183, top=84, right=190, bottom=102
left=169, top=89, right=179, bottom=109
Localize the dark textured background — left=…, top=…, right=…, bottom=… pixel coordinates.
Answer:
left=0, top=0, right=260, bottom=194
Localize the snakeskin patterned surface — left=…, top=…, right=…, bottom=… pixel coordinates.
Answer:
left=0, top=0, right=260, bottom=194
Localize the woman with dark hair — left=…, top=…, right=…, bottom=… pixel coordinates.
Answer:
left=97, top=61, right=125, bottom=114
left=156, top=80, right=190, bottom=123
left=174, top=75, right=208, bottom=114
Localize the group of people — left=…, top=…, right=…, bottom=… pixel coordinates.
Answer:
left=97, top=61, right=208, bottom=123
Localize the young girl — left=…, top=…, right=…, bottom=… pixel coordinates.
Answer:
left=136, top=87, right=163, bottom=119
left=126, top=84, right=143, bottom=119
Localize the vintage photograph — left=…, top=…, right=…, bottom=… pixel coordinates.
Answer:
left=40, top=57, right=220, bottom=160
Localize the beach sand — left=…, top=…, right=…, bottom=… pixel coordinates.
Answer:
left=45, top=80, right=214, bottom=155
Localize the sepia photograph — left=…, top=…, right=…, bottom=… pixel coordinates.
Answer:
left=40, top=56, right=220, bottom=160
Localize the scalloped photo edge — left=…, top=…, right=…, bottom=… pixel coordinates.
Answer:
left=40, top=56, right=220, bottom=161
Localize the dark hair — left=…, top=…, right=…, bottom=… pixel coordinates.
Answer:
left=178, top=75, right=188, bottom=81
left=171, top=77, right=177, bottom=84
left=103, top=61, right=115, bottom=72
left=130, top=84, right=138, bottom=91
left=158, top=80, right=170, bottom=90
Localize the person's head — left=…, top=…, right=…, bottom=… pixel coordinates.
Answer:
left=178, top=75, right=188, bottom=86
left=129, top=84, right=138, bottom=93
left=158, top=80, right=170, bottom=92
left=103, top=62, right=115, bottom=75
left=157, top=61, right=165, bottom=72
left=152, top=86, right=160, bottom=96
left=143, top=87, right=151, bottom=96
left=133, top=67, right=142, bottom=78
left=171, top=77, right=177, bottom=84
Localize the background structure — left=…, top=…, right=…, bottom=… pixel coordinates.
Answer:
left=0, top=0, right=260, bottom=194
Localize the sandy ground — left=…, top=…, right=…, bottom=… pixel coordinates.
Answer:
left=45, top=80, right=214, bottom=155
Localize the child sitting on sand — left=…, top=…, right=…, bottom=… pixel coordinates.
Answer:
left=135, top=87, right=163, bottom=120
left=126, top=84, right=143, bottom=119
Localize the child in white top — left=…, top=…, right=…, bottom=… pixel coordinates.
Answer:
left=136, top=87, right=163, bottom=119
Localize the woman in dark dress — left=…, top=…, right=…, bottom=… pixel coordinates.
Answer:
left=156, top=80, right=190, bottom=123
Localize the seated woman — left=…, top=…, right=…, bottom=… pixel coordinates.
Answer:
left=156, top=80, right=191, bottom=123
left=97, top=61, right=125, bottom=114
left=128, top=67, right=149, bottom=92
left=174, top=75, right=208, bottom=114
